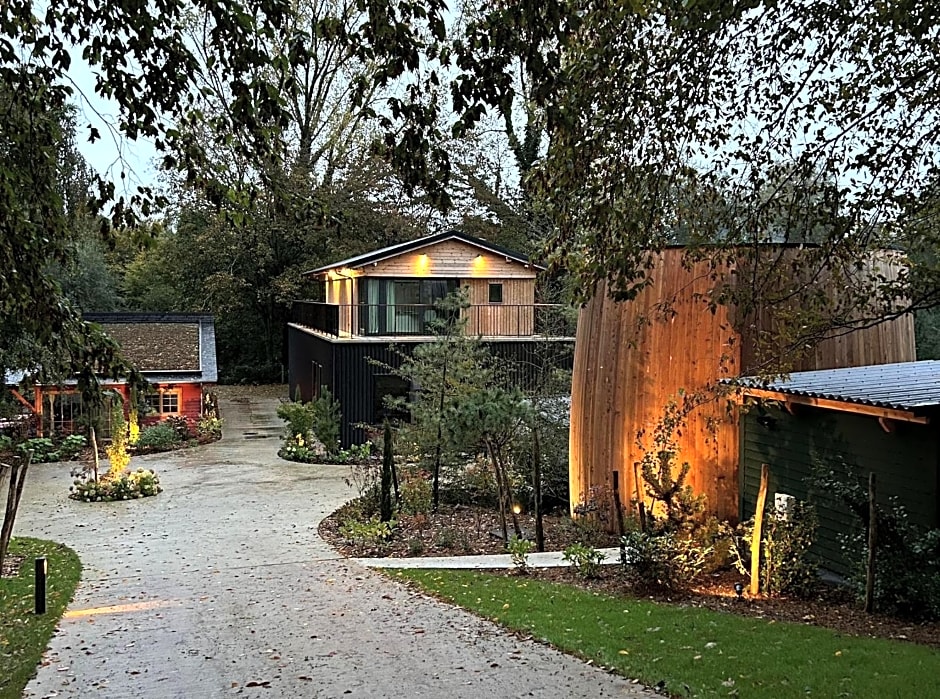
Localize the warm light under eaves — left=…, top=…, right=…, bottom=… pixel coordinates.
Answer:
left=414, top=254, right=431, bottom=275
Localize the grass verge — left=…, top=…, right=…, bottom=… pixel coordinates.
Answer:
left=397, top=569, right=940, bottom=698
left=0, top=538, right=82, bottom=699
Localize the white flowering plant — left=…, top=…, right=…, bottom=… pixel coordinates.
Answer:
left=70, top=468, right=163, bottom=502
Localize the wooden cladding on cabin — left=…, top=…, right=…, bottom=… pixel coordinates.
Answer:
left=569, top=248, right=916, bottom=525
left=463, top=279, right=535, bottom=336
left=368, top=239, right=536, bottom=278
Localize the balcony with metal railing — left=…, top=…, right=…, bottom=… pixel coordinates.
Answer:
left=290, top=301, right=577, bottom=340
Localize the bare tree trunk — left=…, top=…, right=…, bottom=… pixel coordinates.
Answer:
left=0, top=450, right=33, bottom=576
left=495, top=442, right=523, bottom=539
left=486, top=438, right=508, bottom=544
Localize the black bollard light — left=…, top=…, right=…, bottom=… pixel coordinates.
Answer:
left=35, top=557, right=47, bottom=615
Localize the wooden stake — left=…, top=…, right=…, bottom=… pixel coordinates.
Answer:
left=865, top=472, right=877, bottom=614
left=533, top=426, right=544, bottom=552
left=750, top=463, right=770, bottom=596
left=633, top=461, right=647, bottom=533
left=0, top=450, right=32, bottom=575
left=612, top=470, right=627, bottom=565
left=90, top=428, right=100, bottom=483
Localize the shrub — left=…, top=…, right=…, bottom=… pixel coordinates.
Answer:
left=14, top=435, right=86, bottom=463
left=434, top=527, right=458, bottom=550
left=278, top=436, right=316, bottom=463
left=128, top=407, right=140, bottom=445
left=197, top=415, right=224, bottom=440
left=762, top=501, right=818, bottom=599
left=563, top=543, right=606, bottom=579
left=277, top=399, right=315, bottom=443
left=165, top=415, right=196, bottom=441
left=59, top=434, right=87, bottom=460
left=136, top=422, right=182, bottom=451
left=624, top=402, right=737, bottom=591
left=621, top=529, right=714, bottom=591
left=310, top=387, right=341, bottom=457
left=70, top=468, right=162, bottom=502
left=400, top=471, right=433, bottom=516
left=815, top=465, right=940, bottom=619
left=441, top=458, right=500, bottom=507
left=338, top=515, right=396, bottom=549
left=508, top=536, right=534, bottom=572
left=338, top=443, right=372, bottom=463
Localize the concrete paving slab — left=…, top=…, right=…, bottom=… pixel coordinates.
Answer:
left=355, top=548, right=624, bottom=569
left=13, top=391, right=656, bottom=699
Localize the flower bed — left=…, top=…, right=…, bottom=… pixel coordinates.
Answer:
left=70, top=468, right=163, bottom=502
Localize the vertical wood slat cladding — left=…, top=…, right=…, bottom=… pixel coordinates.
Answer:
left=570, top=248, right=916, bottom=524
left=463, top=279, right=535, bottom=335
left=368, top=240, right=536, bottom=279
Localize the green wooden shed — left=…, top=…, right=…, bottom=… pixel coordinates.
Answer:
left=734, top=361, right=940, bottom=574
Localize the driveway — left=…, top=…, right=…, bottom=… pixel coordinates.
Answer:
left=14, top=391, right=654, bottom=698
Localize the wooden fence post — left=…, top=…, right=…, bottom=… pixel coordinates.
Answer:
left=865, top=472, right=877, bottom=614
left=612, top=470, right=627, bottom=564
left=750, top=463, right=770, bottom=596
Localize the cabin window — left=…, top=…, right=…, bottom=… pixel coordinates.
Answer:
left=488, top=283, right=504, bottom=304
left=358, top=278, right=458, bottom=335
left=146, top=389, right=181, bottom=416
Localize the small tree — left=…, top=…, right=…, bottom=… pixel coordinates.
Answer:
left=448, top=387, right=532, bottom=544
left=385, top=291, right=494, bottom=508
left=104, top=401, right=131, bottom=478
left=636, top=400, right=705, bottom=532
left=310, top=386, right=341, bottom=458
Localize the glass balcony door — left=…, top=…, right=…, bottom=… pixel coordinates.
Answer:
left=358, top=278, right=457, bottom=335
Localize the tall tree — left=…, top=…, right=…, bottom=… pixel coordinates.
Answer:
left=0, top=0, right=448, bottom=384
left=367, top=2, right=940, bottom=367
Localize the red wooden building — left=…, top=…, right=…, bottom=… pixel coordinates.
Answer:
left=6, top=314, right=218, bottom=436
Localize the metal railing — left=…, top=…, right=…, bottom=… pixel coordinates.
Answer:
left=291, top=301, right=576, bottom=338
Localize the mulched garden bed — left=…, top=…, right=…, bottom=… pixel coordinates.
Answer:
left=319, top=503, right=621, bottom=558
left=320, top=503, right=940, bottom=648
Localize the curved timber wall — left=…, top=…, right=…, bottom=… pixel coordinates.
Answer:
left=569, top=248, right=916, bottom=523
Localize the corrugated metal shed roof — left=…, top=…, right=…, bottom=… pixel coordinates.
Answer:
left=732, top=360, right=940, bottom=412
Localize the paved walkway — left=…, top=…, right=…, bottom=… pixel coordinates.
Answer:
left=14, top=392, right=655, bottom=698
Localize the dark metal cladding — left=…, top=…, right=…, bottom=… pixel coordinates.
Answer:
left=287, top=326, right=574, bottom=447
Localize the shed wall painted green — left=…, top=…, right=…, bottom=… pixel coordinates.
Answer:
left=740, top=405, right=939, bottom=574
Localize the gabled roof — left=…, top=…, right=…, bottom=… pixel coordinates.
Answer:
left=729, top=361, right=940, bottom=420
left=305, top=231, right=541, bottom=276
left=85, top=313, right=219, bottom=384
left=5, top=314, right=219, bottom=386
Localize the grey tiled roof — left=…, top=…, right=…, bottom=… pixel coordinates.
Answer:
left=733, top=360, right=940, bottom=411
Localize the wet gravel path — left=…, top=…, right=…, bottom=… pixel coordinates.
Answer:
left=15, top=392, right=654, bottom=698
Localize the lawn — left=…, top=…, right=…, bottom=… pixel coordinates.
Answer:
left=0, top=538, right=82, bottom=699
left=397, top=569, right=940, bottom=698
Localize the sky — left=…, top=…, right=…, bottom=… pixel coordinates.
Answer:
left=68, top=49, right=159, bottom=193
